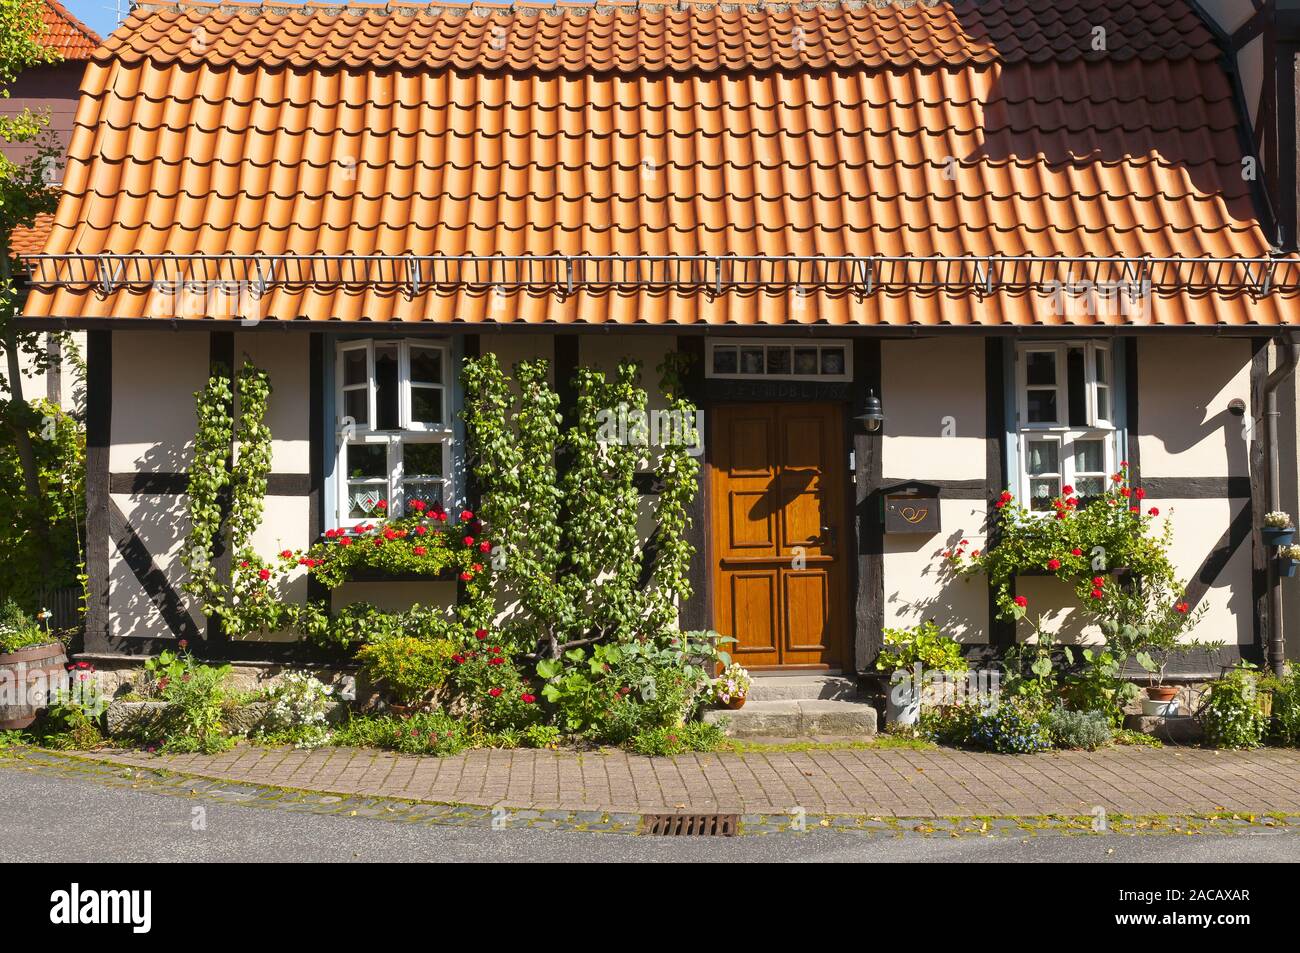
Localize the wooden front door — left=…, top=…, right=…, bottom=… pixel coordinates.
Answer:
left=709, top=403, right=849, bottom=670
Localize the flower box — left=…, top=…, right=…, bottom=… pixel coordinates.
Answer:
left=1262, top=526, right=1295, bottom=547
left=1281, top=559, right=1300, bottom=578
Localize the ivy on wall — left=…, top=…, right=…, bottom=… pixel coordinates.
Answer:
left=460, top=352, right=700, bottom=661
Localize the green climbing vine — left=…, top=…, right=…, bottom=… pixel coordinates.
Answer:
left=182, top=369, right=233, bottom=612
left=460, top=352, right=700, bottom=660
left=649, top=352, right=701, bottom=633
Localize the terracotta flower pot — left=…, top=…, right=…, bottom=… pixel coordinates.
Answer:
left=1147, top=685, right=1179, bottom=702
left=720, top=695, right=746, bottom=710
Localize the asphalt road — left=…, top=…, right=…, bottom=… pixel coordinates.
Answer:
left=2, top=762, right=1298, bottom=863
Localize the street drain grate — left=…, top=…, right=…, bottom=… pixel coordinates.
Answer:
left=641, top=813, right=739, bottom=836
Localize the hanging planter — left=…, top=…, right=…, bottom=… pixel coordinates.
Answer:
left=1279, top=545, right=1300, bottom=577
left=1262, top=512, right=1294, bottom=547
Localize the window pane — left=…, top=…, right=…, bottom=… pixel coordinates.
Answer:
left=793, top=348, right=818, bottom=375
left=1094, top=348, right=1108, bottom=384
left=344, top=388, right=368, bottom=428
left=1067, top=347, right=1086, bottom=427
left=1030, top=478, right=1060, bottom=512
left=1026, top=439, right=1059, bottom=475
left=1095, top=385, right=1109, bottom=422
left=1026, top=389, right=1057, bottom=424
left=403, top=481, right=444, bottom=509
left=410, top=386, right=443, bottom=426
left=712, top=347, right=737, bottom=375
left=821, top=347, right=845, bottom=376
left=1075, top=476, right=1105, bottom=500
left=375, top=344, right=399, bottom=430
left=345, top=444, right=389, bottom=519
left=346, top=443, right=387, bottom=480
left=343, top=348, right=367, bottom=387
left=410, top=347, right=442, bottom=385
left=1025, top=351, right=1056, bottom=386
left=740, top=347, right=764, bottom=375
left=1073, top=438, right=1105, bottom=474
left=403, top=441, right=443, bottom=478
left=766, top=347, right=791, bottom=375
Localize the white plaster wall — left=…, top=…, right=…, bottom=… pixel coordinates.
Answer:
left=1192, top=0, right=1254, bottom=35
left=108, top=491, right=202, bottom=641
left=883, top=497, right=989, bottom=643
left=1014, top=577, right=1104, bottom=644
left=1138, top=337, right=1253, bottom=646
left=109, top=331, right=209, bottom=473
left=1137, top=337, right=1250, bottom=480
left=881, top=338, right=989, bottom=642
left=1239, top=33, right=1264, bottom=127
left=478, top=332, right=554, bottom=384
left=330, top=581, right=457, bottom=614
left=882, top=337, right=986, bottom=482
left=15, top=331, right=85, bottom=414
left=237, top=332, right=310, bottom=474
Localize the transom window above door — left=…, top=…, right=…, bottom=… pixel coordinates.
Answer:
left=1014, top=341, right=1120, bottom=512
left=706, top=339, right=852, bottom=381
left=335, top=339, right=451, bottom=526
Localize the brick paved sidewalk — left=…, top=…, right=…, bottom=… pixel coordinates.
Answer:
left=82, top=745, right=1300, bottom=818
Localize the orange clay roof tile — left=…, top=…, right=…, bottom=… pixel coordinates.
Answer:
left=20, top=0, right=1295, bottom=326
left=38, top=0, right=101, bottom=60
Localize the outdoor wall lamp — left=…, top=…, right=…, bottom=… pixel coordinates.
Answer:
left=1228, top=398, right=1247, bottom=417
left=855, top=390, right=885, bottom=432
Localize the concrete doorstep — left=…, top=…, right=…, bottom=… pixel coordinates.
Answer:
left=704, top=699, right=878, bottom=738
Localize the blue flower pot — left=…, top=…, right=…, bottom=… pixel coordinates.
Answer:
left=1263, top=527, right=1295, bottom=547
left=1281, top=559, right=1300, bottom=578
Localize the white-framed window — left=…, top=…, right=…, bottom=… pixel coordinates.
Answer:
left=335, top=339, right=451, bottom=526
left=1015, top=342, right=1118, bottom=511
left=706, top=338, right=852, bottom=381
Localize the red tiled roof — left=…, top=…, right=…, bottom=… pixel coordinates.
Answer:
left=21, top=0, right=1295, bottom=326
left=9, top=213, right=54, bottom=257
left=39, top=0, right=101, bottom=60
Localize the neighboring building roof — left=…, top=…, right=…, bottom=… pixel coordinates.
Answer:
left=10, top=213, right=54, bottom=257
left=39, top=0, right=101, bottom=60
left=21, top=0, right=1297, bottom=326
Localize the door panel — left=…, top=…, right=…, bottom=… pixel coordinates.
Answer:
left=710, top=403, right=848, bottom=669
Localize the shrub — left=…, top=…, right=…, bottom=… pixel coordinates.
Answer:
left=257, top=671, right=335, bottom=748
left=1199, top=667, right=1267, bottom=750
left=1272, top=667, right=1300, bottom=747
left=332, top=712, right=468, bottom=757
left=628, top=721, right=724, bottom=756
left=447, top=627, right=541, bottom=732
left=0, top=599, right=52, bottom=653
left=356, top=636, right=456, bottom=708
left=522, top=724, right=561, bottom=749
left=875, top=620, right=965, bottom=675
left=138, top=648, right=234, bottom=753
left=1045, top=706, right=1113, bottom=750
left=968, top=700, right=1052, bottom=754
left=918, top=703, right=984, bottom=746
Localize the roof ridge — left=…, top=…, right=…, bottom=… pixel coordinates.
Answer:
left=44, top=0, right=102, bottom=44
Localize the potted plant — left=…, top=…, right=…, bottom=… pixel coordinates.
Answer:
left=712, top=662, right=751, bottom=710
left=1279, top=544, right=1300, bottom=578
left=0, top=600, right=68, bottom=730
left=1093, top=579, right=1216, bottom=717
left=1263, top=511, right=1294, bottom=547
left=875, top=620, right=967, bottom=726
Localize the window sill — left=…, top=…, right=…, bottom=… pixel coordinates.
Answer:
left=339, top=565, right=461, bottom=584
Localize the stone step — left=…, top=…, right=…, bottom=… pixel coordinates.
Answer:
left=745, top=674, right=863, bottom=702
left=703, top=699, right=878, bottom=738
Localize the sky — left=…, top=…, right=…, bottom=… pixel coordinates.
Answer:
left=62, top=0, right=124, bottom=43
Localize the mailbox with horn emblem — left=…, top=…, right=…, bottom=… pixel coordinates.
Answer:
left=881, top=481, right=942, bottom=535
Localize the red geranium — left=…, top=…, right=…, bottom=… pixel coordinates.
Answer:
left=488, top=687, right=502, bottom=698
left=1046, top=559, right=1061, bottom=571
left=520, top=693, right=536, bottom=704
left=1014, top=596, right=1027, bottom=608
